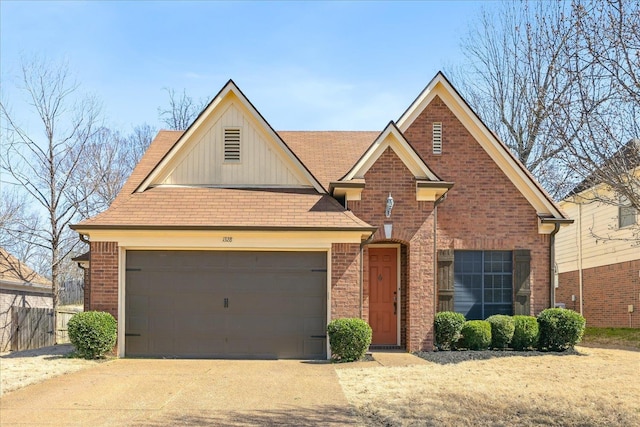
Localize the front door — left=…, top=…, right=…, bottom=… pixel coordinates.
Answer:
left=369, top=247, right=398, bottom=345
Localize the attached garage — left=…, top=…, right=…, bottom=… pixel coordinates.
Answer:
left=125, top=250, right=327, bottom=359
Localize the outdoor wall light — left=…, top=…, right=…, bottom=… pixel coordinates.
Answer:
left=385, top=193, right=394, bottom=218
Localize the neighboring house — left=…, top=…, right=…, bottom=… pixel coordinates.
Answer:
left=556, top=143, right=640, bottom=328
left=71, top=72, right=569, bottom=359
left=0, top=248, right=53, bottom=351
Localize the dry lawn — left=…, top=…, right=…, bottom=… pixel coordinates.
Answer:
left=0, top=344, right=106, bottom=396
left=336, top=346, right=640, bottom=426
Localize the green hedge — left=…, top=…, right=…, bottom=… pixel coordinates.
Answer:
left=511, top=315, right=539, bottom=350
left=486, top=315, right=515, bottom=349
left=68, top=311, right=117, bottom=359
left=537, top=308, right=586, bottom=351
left=460, top=320, right=492, bottom=350
left=434, top=311, right=466, bottom=350
left=327, top=318, right=372, bottom=362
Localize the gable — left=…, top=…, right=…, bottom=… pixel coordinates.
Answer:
left=139, top=81, right=324, bottom=192
left=333, top=122, right=453, bottom=202
left=343, top=122, right=440, bottom=182
left=396, top=72, right=567, bottom=223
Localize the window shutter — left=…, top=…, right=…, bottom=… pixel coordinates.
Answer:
left=224, top=128, right=241, bottom=162
left=513, top=250, right=531, bottom=315
left=437, top=249, right=455, bottom=312
left=433, top=122, right=443, bottom=155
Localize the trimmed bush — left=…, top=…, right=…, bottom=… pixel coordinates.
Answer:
left=434, top=311, right=466, bottom=350
left=460, top=320, right=492, bottom=350
left=68, top=311, right=117, bottom=359
left=486, top=315, right=515, bottom=349
left=327, top=318, right=372, bottom=362
left=511, top=315, right=539, bottom=350
left=537, top=308, right=586, bottom=352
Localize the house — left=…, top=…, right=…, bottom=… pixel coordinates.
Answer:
left=556, top=141, right=640, bottom=328
left=71, top=72, right=569, bottom=359
left=0, top=248, right=53, bottom=351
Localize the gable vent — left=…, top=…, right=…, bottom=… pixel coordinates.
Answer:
left=433, top=122, right=442, bottom=155
left=224, top=128, right=241, bottom=162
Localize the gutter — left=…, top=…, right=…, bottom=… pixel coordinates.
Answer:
left=70, top=224, right=378, bottom=233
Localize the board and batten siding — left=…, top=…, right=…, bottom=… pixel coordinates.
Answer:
left=556, top=198, right=639, bottom=274
left=157, top=97, right=309, bottom=187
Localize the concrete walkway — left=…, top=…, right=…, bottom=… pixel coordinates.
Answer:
left=0, top=359, right=360, bottom=426
left=369, top=351, right=430, bottom=367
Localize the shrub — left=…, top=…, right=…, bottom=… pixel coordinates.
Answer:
left=434, top=311, right=466, bottom=350
left=486, top=315, right=515, bottom=349
left=327, top=318, right=372, bottom=362
left=511, top=315, right=539, bottom=350
left=460, top=320, right=492, bottom=350
left=68, top=311, right=117, bottom=359
left=537, top=308, right=586, bottom=352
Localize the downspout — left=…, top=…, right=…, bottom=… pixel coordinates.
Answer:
left=433, top=194, right=447, bottom=314
left=79, top=233, right=90, bottom=244
left=577, top=203, right=584, bottom=315
left=359, top=233, right=375, bottom=319
left=549, top=222, right=561, bottom=308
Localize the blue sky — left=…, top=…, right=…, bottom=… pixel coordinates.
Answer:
left=1, top=1, right=488, bottom=132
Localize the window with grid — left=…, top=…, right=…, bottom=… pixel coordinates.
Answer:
left=453, top=251, right=513, bottom=320
left=619, top=202, right=637, bottom=228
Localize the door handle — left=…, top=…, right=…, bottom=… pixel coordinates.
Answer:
left=394, top=291, right=397, bottom=315
left=224, top=298, right=229, bottom=308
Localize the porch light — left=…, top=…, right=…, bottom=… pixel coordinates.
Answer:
left=385, top=193, right=394, bottom=218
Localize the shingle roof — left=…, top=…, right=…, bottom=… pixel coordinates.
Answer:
left=77, top=187, right=372, bottom=230
left=279, top=131, right=378, bottom=189
left=74, top=129, right=377, bottom=231
left=0, top=248, right=51, bottom=287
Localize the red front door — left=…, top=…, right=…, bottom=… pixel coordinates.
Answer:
left=369, top=247, right=398, bottom=345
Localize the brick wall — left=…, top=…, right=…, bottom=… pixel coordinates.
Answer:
left=334, top=95, right=554, bottom=351
left=89, top=241, right=119, bottom=319
left=559, top=259, right=640, bottom=328
left=348, top=147, right=436, bottom=352
left=403, top=95, right=552, bottom=315
left=331, top=243, right=361, bottom=319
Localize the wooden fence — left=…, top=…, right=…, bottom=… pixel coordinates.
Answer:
left=10, top=306, right=82, bottom=351
left=59, top=279, right=84, bottom=306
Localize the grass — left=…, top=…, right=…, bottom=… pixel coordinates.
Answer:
left=581, top=327, right=640, bottom=349
left=337, top=346, right=640, bottom=426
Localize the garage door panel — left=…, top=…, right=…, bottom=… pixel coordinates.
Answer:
left=125, top=250, right=327, bottom=359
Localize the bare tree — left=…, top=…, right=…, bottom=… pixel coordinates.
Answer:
left=555, top=0, right=639, bottom=243
left=0, top=57, right=101, bottom=336
left=449, top=0, right=578, bottom=197
left=158, top=88, right=207, bottom=130
left=68, top=123, right=155, bottom=219
left=124, top=123, right=156, bottom=171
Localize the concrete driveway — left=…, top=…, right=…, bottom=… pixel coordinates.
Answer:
left=0, top=359, right=361, bottom=426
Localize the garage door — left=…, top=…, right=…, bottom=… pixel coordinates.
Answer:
left=125, top=251, right=327, bottom=359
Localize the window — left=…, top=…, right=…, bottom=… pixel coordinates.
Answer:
left=224, top=128, right=241, bottom=162
left=619, top=201, right=637, bottom=228
left=454, top=251, right=513, bottom=320
left=432, top=122, right=442, bottom=155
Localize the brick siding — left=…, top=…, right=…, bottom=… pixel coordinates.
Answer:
left=403, top=95, right=552, bottom=315
left=334, top=95, right=553, bottom=352
left=558, top=259, right=640, bottom=328
left=331, top=243, right=361, bottom=319
left=88, top=241, right=119, bottom=319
